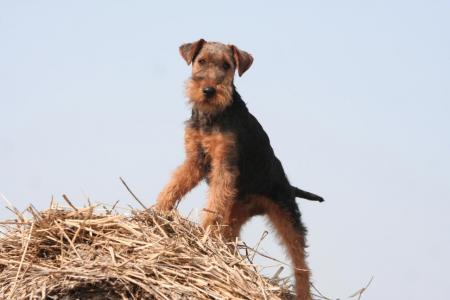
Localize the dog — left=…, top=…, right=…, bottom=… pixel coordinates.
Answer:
left=155, top=39, right=323, bottom=299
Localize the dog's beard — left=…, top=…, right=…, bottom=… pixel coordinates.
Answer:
left=185, top=79, right=233, bottom=114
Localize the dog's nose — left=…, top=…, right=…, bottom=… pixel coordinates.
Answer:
left=202, top=87, right=216, bottom=98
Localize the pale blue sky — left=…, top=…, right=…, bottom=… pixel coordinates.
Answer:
left=1, top=1, right=449, bottom=299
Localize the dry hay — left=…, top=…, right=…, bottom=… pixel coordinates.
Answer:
left=0, top=200, right=294, bottom=300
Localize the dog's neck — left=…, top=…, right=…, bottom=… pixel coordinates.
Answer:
left=188, top=87, right=246, bottom=130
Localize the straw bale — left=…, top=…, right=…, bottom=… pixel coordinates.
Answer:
left=0, top=202, right=293, bottom=300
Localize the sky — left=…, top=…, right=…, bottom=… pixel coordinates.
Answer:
left=1, top=1, right=449, bottom=299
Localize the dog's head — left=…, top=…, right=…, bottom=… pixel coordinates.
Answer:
left=180, top=39, right=253, bottom=114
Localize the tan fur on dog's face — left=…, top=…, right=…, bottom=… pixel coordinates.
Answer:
left=179, top=39, right=253, bottom=114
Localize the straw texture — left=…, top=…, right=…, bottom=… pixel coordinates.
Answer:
left=0, top=201, right=294, bottom=300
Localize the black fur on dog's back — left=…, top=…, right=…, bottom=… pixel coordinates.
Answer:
left=188, top=86, right=324, bottom=209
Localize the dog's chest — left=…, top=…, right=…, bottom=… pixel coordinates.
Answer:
left=198, top=130, right=234, bottom=159
left=196, top=130, right=237, bottom=176
left=188, top=108, right=239, bottom=173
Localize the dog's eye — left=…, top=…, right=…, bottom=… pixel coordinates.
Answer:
left=222, top=62, right=231, bottom=70
left=198, top=59, right=206, bottom=65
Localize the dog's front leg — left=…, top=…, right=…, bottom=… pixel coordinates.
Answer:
left=155, top=127, right=203, bottom=211
left=201, top=163, right=238, bottom=240
left=200, top=132, right=238, bottom=240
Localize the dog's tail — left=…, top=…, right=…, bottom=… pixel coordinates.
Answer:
left=292, top=186, right=324, bottom=202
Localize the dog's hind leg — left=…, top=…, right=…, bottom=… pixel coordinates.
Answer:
left=257, top=195, right=312, bottom=300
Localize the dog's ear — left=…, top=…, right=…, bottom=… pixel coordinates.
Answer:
left=179, top=39, right=206, bottom=65
left=230, top=45, right=254, bottom=76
